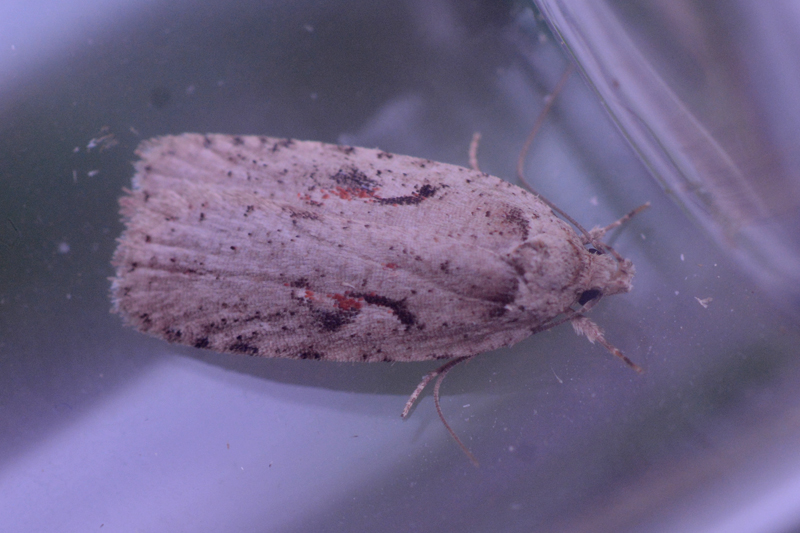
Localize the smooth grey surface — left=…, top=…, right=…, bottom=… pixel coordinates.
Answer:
left=1, top=1, right=797, bottom=532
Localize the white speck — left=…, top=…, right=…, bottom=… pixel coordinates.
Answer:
left=695, top=297, right=712, bottom=308
left=640, top=233, right=646, bottom=240
left=508, top=445, right=516, bottom=452
left=66, top=293, right=72, bottom=300
left=86, top=131, right=118, bottom=152
left=589, top=196, right=598, bottom=206
left=462, top=404, right=470, bottom=408
left=72, top=170, right=78, bottom=183
left=303, top=24, right=314, bottom=32
left=88, top=170, right=99, bottom=177
left=680, top=254, right=685, bottom=261
left=674, top=291, right=679, bottom=296
left=58, top=242, right=70, bottom=254
left=73, top=146, right=80, bottom=153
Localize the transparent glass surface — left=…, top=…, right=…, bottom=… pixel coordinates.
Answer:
left=1, top=1, right=798, bottom=532
left=537, top=0, right=800, bottom=314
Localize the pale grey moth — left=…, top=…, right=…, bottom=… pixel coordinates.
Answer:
left=111, top=131, right=644, bottom=463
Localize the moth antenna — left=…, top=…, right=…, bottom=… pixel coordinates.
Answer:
left=514, top=64, right=646, bottom=270
left=571, top=316, right=643, bottom=373
left=401, top=356, right=478, bottom=466
left=434, top=365, right=479, bottom=467
left=469, top=132, right=482, bottom=172
left=516, top=63, right=575, bottom=186
left=515, top=63, right=596, bottom=248
left=401, top=372, right=438, bottom=419
left=401, top=356, right=471, bottom=418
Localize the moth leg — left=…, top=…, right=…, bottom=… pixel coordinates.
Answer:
left=401, top=356, right=470, bottom=418
left=468, top=132, right=482, bottom=172
left=589, top=202, right=650, bottom=242
left=401, top=356, right=479, bottom=466
left=571, top=316, right=643, bottom=373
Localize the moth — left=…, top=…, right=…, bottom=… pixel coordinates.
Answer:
left=110, top=128, right=645, bottom=462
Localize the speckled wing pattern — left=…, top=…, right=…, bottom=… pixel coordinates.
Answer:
left=111, top=134, right=629, bottom=362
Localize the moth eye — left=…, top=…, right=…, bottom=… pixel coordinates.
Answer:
left=578, top=289, right=602, bottom=306
left=587, top=248, right=602, bottom=255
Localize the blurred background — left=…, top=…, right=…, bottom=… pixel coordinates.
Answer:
left=1, top=1, right=798, bottom=531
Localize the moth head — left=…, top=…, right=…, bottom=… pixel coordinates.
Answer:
left=505, top=232, right=635, bottom=317
left=580, top=244, right=635, bottom=308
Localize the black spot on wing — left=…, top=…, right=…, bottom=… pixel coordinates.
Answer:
left=313, top=309, right=354, bottom=332
left=375, top=184, right=441, bottom=206
left=354, top=293, right=416, bottom=330
left=229, top=341, right=259, bottom=355
left=298, top=351, right=324, bottom=360
left=194, top=337, right=210, bottom=349
left=502, top=206, right=530, bottom=240
left=271, top=139, right=294, bottom=152
left=330, top=167, right=378, bottom=191
left=163, top=328, right=182, bottom=342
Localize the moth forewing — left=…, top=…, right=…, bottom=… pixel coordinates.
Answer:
left=112, top=134, right=634, bottom=364
left=111, top=133, right=643, bottom=466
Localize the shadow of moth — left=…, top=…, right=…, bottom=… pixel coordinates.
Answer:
left=111, top=129, right=644, bottom=464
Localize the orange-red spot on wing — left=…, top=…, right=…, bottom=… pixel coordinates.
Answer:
left=329, top=292, right=363, bottom=311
